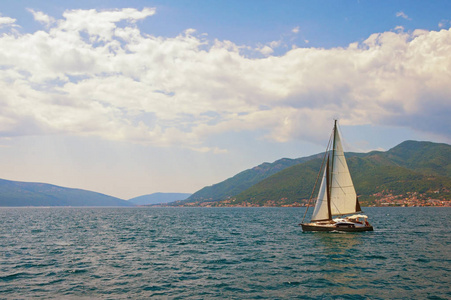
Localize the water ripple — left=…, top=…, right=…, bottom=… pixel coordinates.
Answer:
left=0, top=207, right=449, bottom=299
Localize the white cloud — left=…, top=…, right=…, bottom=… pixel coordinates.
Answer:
left=0, top=7, right=450, bottom=152
left=292, top=26, right=300, bottom=34
left=0, top=15, right=18, bottom=27
left=258, top=45, right=274, bottom=56
left=58, top=7, right=156, bottom=42
left=269, top=40, right=282, bottom=48
left=396, top=11, right=411, bottom=20
left=27, top=9, right=55, bottom=26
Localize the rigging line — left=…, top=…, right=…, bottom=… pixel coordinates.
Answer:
left=301, top=129, right=333, bottom=224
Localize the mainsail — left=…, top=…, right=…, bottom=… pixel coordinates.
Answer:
left=310, top=121, right=361, bottom=222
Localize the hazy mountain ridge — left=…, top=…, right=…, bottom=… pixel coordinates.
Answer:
left=129, top=193, right=191, bottom=205
left=0, top=179, right=132, bottom=207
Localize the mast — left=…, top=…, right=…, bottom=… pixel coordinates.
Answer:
left=325, top=156, right=332, bottom=220
left=327, top=120, right=337, bottom=220
left=330, top=119, right=337, bottom=183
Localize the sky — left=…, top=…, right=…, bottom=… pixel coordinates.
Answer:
left=0, top=0, right=450, bottom=199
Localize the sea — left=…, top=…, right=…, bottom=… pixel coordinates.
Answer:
left=0, top=207, right=449, bottom=299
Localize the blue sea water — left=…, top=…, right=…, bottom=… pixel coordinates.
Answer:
left=0, top=207, right=449, bottom=299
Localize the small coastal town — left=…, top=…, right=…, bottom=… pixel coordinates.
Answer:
left=369, top=189, right=451, bottom=207
left=175, top=188, right=451, bottom=208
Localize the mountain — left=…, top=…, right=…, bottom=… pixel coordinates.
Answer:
left=0, top=179, right=133, bottom=207
left=179, top=141, right=451, bottom=206
left=232, top=141, right=451, bottom=206
left=383, top=140, right=451, bottom=177
left=183, top=154, right=324, bottom=204
left=128, top=193, right=191, bottom=205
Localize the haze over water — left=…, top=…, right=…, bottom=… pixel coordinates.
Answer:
left=1, top=207, right=449, bottom=299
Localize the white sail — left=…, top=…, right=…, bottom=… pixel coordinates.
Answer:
left=330, top=129, right=358, bottom=216
left=311, top=164, right=329, bottom=221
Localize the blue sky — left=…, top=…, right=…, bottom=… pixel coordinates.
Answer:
left=0, top=1, right=450, bottom=199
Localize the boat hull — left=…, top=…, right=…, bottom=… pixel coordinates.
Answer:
left=300, top=223, right=373, bottom=232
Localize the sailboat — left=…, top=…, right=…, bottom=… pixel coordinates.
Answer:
left=300, top=120, right=373, bottom=232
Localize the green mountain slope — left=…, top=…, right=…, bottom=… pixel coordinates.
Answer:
left=0, top=179, right=133, bottom=207
left=350, top=156, right=451, bottom=199
left=383, top=140, right=451, bottom=177
left=230, top=141, right=451, bottom=206
left=183, top=154, right=323, bottom=203
left=231, top=158, right=323, bottom=206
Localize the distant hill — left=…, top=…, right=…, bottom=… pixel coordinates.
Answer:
left=128, top=193, right=191, bottom=205
left=178, top=141, right=451, bottom=206
left=182, top=154, right=324, bottom=204
left=0, top=179, right=133, bottom=207
left=383, top=140, right=451, bottom=177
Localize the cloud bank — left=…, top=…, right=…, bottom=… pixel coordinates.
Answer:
left=0, top=8, right=450, bottom=152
